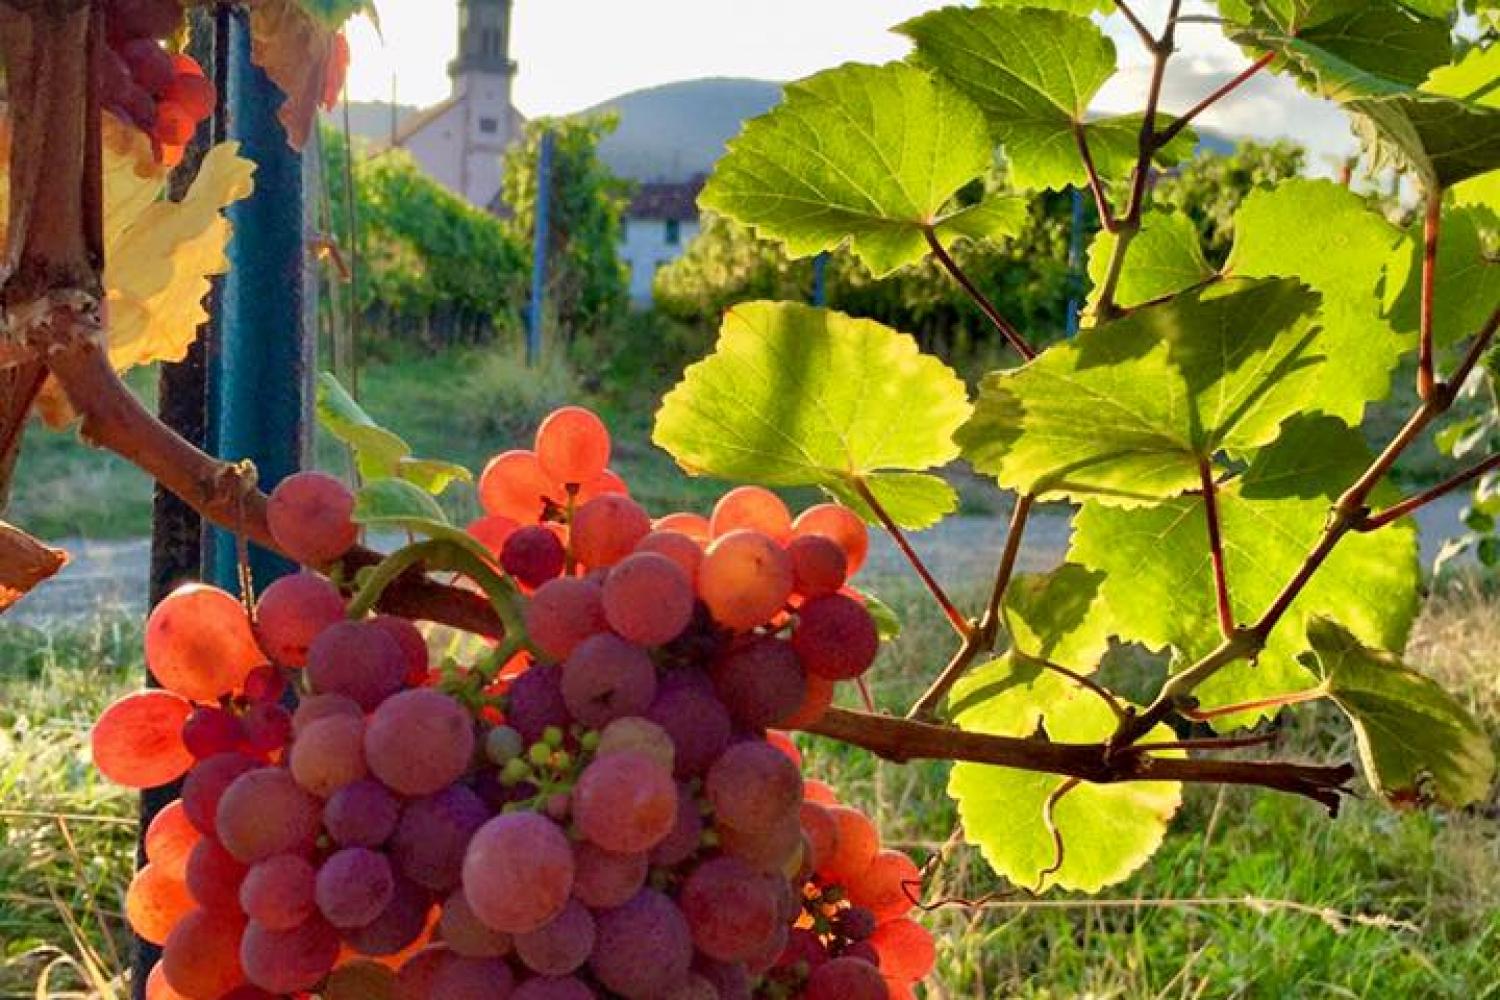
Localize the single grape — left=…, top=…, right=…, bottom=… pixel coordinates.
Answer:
left=146, top=584, right=267, bottom=702
left=92, top=690, right=195, bottom=789
left=316, top=847, right=395, bottom=928
left=846, top=848, right=922, bottom=922
left=143, top=963, right=184, bottom=1000
left=126, top=863, right=195, bottom=945
left=788, top=534, right=849, bottom=598
left=501, top=524, right=568, bottom=588
left=239, top=915, right=342, bottom=993
left=484, top=725, right=525, bottom=765
left=239, top=854, right=317, bottom=931
left=340, top=875, right=434, bottom=957
left=181, top=752, right=259, bottom=836
left=524, top=577, right=608, bottom=660
left=654, top=511, right=712, bottom=541
left=711, top=637, right=807, bottom=730
left=679, top=856, right=782, bottom=962
left=710, top=486, right=792, bottom=542
left=253, top=572, right=344, bottom=667
left=698, top=530, right=794, bottom=631
left=560, top=634, right=658, bottom=729
left=645, top=681, right=732, bottom=778
left=461, top=813, right=575, bottom=934
left=570, top=494, right=652, bottom=569
left=266, top=471, right=359, bottom=566
left=573, top=749, right=679, bottom=854
left=573, top=467, right=629, bottom=505
left=792, top=593, right=880, bottom=680
left=290, top=692, right=362, bottom=737
left=163, top=71, right=216, bottom=120
left=160, top=908, right=248, bottom=999
left=181, top=705, right=244, bottom=761
left=324, top=778, right=401, bottom=847
left=819, top=806, right=880, bottom=885
left=869, top=917, right=935, bottom=982
left=720, top=808, right=804, bottom=875
left=502, top=662, right=571, bottom=743
left=634, top=529, right=704, bottom=584
left=242, top=665, right=288, bottom=705
left=468, top=513, right=521, bottom=556
left=185, top=836, right=249, bottom=911
left=535, top=406, right=611, bottom=485
left=515, top=898, right=595, bottom=976
left=835, top=905, right=878, bottom=942
left=793, top=503, right=870, bottom=576
left=804, top=777, right=839, bottom=805
left=306, top=619, right=407, bottom=711
left=588, top=889, right=693, bottom=998
left=364, top=688, right=476, bottom=797
left=805, top=956, right=890, bottom=999
left=647, top=787, right=704, bottom=868
left=144, top=800, right=202, bottom=881
left=391, top=785, right=489, bottom=891
left=289, top=713, right=367, bottom=797
left=439, top=889, right=513, bottom=958
left=706, top=740, right=803, bottom=838
left=596, top=716, right=675, bottom=772
left=602, top=551, right=694, bottom=646
left=369, top=614, right=432, bottom=685
left=478, top=450, right=561, bottom=523
left=215, top=768, right=323, bottom=863
left=239, top=702, right=291, bottom=757
left=571, top=842, right=648, bottom=909
left=799, top=802, right=839, bottom=873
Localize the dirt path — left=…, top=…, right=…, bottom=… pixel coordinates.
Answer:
left=3, top=495, right=1471, bottom=626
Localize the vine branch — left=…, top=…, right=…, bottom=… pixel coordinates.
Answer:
left=1155, top=53, right=1274, bottom=149
left=1418, top=187, right=1443, bottom=402
left=1358, top=453, right=1500, bottom=533
left=923, top=227, right=1036, bottom=361
left=1072, top=122, right=1117, bottom=232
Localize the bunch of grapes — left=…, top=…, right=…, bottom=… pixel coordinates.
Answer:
left=101, top=0, right=216, bottom=164
left=92, top=405, right=929, bottom=998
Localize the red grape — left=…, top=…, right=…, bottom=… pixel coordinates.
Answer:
left=793, top=503, right=870, bottom=576
left=560, top=634, right=658, bottom=728
left=698, top=529, right=794, bottom=631
left=239, top=854, right=317, bottom=931
left=573, top=749, right=679, bottom=854
left=289, top=713, right=367, bottom=797
left=846, top=848, right=921, bottom=922
left=239, top=915, right=341, bottom=993
left=535, top=406, right=611, bottom=485
left=634, top=529, right=704, bottom=584
left=646, top=681, right=733, bottom=777
left=788, top=533, right=849, bottom=597
left=654, top=511, right=712, bottom=541
left=478, top=450, right=561, bottom=523
left=185, top=836, right=248, bottom=911
left=819, top=806, right=880, bottom=885
left=316, top=847, right=395, bottom=928
left=239, top=702, right=291, bottom=756
left=805, top=956, right=890, bottom=999
left=254, top=572, right=344, bottom=667
left=147, top=584, right=267, bottom=702
left=144, top=800, right=202, bottom=881
left=439, top=890, right=513, bottom=958
left=163, top=71, right=216, bottom=120
left=266, top=471, right=359, bottom=566
left=391, top=785, right=489, bottom=891
left=502, top=661, right=571, bottom=743
left=712, top=637, right=807, bottom=729
left=680, top=856, right=782, bottom=962
left=119, top=38, right=175, bottom=95
left=324, top=778, right=400, bottom=847
left=307, top=619, right=407, bottom=711
left=182, top=705, right=244, bottom=760
left=571, top=842, right=649, bottom=909
left=182, top=752, right=259, bottom=836
left=793, top=593, right=880, bottom=680
left=706, top=740, right=803, bottom=837
left=602, top=551, right=694, bottom=645
left=92, top=690, right=195, bottom=788
left=589, top=889, right=693, bottom=998
left=160, top=908, right=248, bottom=998
left=126, top=864, right=194, bottom=945
left=461, top=813, right=575, bottom=934
left=501, top=525, right=567, bottom=588
left=525, top=577, right=607, bottom=660
left=571, top=494, right=652, bottom=569
left=364, top=688, right=475, bottom=796
left=215, top=767, right=323, bottom=863
left=340, top=875, right=433, bottom=957
left=371, top=614, right=431, bottom=684
left=468, top=513, right=521, bottom=556
left=515, top=898, right=596, bottom=976
left=869, top=917, right=935, bottom=981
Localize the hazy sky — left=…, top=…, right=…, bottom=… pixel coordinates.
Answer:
left=346, top=1, right=1356, bottom=162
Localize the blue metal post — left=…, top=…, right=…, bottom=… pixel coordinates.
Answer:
left=207, top=9, right=310, bottom=591
left=1065, top=187, right=1086, bottom=337
left=812, top=252, right=829, bottom=307
left=526, top=130, right=554, bottom=366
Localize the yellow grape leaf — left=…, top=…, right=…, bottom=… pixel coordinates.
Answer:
left=251, top=0, right=351, bottom=149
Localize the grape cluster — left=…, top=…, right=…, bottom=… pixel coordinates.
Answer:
left=101, top=0, right=215, bottom=165
left=92, top=405, right=931, bottom=998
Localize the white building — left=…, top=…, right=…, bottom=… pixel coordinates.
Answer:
left=381, top=0, right=526, bottom=208
left=621, top=179, right=703, bottom=304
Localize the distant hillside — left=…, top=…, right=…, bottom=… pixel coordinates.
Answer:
left=580, top=78, right=783, bottom=183
left=332, top=101, right=422, bottom=145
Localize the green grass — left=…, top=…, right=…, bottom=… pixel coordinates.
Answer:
left=2, top=583, right=1497, bottom=998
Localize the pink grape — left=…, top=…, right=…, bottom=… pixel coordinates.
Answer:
left=146, top=584, right=267, bottom=702
left=239, top=915, right=341, bottom=993
left=239, top=854, right=317, bottom=931
left=525, top=577, right=607, bottom=660
left=242, top=665, right=288, bottom=705
left=788, top=534, right=849, bottom=597
left=680, top=856, right=782, bottom=962
left=535, top=405, right=611, bottom=485
left=391, top=785, right=489, bottom=891
left=793, top=503, right=870, bottom=576
left=698, top=529, right=794, bottom=631
left=266, top=471, right=359, bottom=566
left=706, top=740, right=803, bottom=837
left=515, top=898, right=595, bottom=976
left=573, top=749, right=679, bottom=854
left=324, top=778, right=400, bottom=847
left=290, top=692, right=361, bottom=737
left=461, top=813, right=574, bottom=934
left=645, top=679, right=732, bottom=778
left=160, top=908, right=248, bottom=998
left=719, top=809, right=804, bottom=874
left=634, top=529, right=704, bottom=584
left=439, top=890, right=513, bottom=958
left=478, top=449, right=562, bottom=523
left=182, top=752, right=259, bottom=835
left=571, top=842, right=649, bottom=909
left=182, top=706, right=245, bottom=760
left=588, top=889, right=693, bottom=998
left=778, top=927, right=831, bottom=972
left=502, top=662, right=570, bottom=743
left=601, top=552, right=694, bottom=645
left=185, top=836, right=249, bottom=911
left=501, top=525, right=567, bottom=588
left=215, top=767, right=323, bottom=863
left=364, top=689, right=475, bottom=796
left=710, top=486, right=792, bottom=542
left=306, top=620, right=407, bottom=711
left=560, top=634, right=658, bottom=728
left=648, top=788, right=705, bottom=868
left=711, top=637, right=807, bottom=729
left=570, top=494, right=651, bottom=569
left=805, top=956, right=890, bottom=999
left=340, top=876, right=433, bottom=956
left=92, top=690, right=195, bottom=789
left=370, top=614, right=431, bottom=684
left=289, top=714, right=367, bottom=797
left=253, top=572, right=344, bottom=667
left=846, top=849, right=921, bottom=922
left=316, top=847, right=395, bottom=928
left=793, top=593, right=880, bottom=680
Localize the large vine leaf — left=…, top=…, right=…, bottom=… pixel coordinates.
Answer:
left=1085, top=209, right=1214, bottom=312
left=1225, top=179, right=1410, bottom=421
left=957, top=279, right=1323, bottom=506
left=948, top=656, right=1183, bottom=893
left=1384, top=204, right=1500, bottom=350
left=699, top=62, right=1014, bottom=278
left=1070, top=416, right=1420, bottom=726
left=1306, top=618, right=1495, bottom=808
left=251, top=0, right=352, bottom=149
left=900, top=6, right=1124, bottom=191
left=1432, top=45, right=1500, bottom=209
left=654, top=301, right=971, bottom=530
left=316, top=374, right=472, bottom=494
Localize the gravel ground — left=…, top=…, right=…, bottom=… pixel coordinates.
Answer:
left=2, top=494, right=1471, bottom=626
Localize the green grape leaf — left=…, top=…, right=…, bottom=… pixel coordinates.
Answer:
left=1069, top=416, right=1420, bottom=726
left=938, top=193, right=1031, bottom=246
left=1002, top=563, right=1112, bottom=673
left=1306, top=617, right=1495, bottom=807
left=699, top=62, right=1002, bottom=277
left=1430, top=45, right=1500, bottom=210
left=1085, top=209, right=1215, bottom=312
left=1225, top=179, right=1410, bottom=421
left=1349, top=92, right=1500, bottom=190
left=899, top=7, right=1119, bottom=191
left=981, top=0, right=1112, bottom=11
left=317, top=373, right=472, bottom=494
left=654, top=301, right=972, bottom=530
left=861, top=590, right=904, bottom=641
left=354, top=478, right=449, bottom=526
left=1384, top=204, right=1500, bottom=348
left=957, top=279, right=1323, bottom=505
left=948, top=656, right=1183, bottom=893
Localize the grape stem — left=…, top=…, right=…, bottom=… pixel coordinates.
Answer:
left=1356, top=452, right=1500, bottom=532
left=1198, top=458, right=1235, bottom=638
left=922, top=227, right=1036, bottom=361
left=849, top=475, right=970, bottom=638
left=1417, top=186, right=1444, bottom=403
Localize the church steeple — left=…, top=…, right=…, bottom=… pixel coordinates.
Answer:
left=451, top=0, right=516, bottom=79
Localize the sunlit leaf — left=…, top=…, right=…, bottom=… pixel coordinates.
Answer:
left=655, top=301, right=971, bottom=530
left=1002, top=563, right=1112, bottom=673
left=1384, top=203, right=1500, bottom=349
left=1085, top=209, right=1214, bottom=312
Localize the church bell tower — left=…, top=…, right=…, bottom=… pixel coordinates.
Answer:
left=451, top=0, right=517, bottom=81
left=450, top=0, right=522, bottom=207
